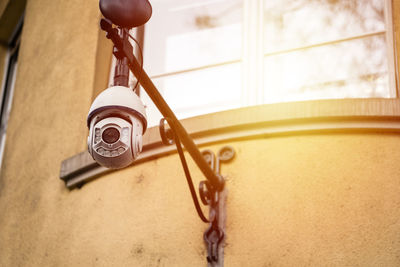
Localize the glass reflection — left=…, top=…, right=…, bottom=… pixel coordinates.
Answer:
left=142, top=64, right=242, bottom=127
left=264, top=0, right=386, bottom=52
left=144, top=0, right=243, bottom=76
left=263, top=35, right=390, bottom=103
left=263, top=0, right=392, bottom=102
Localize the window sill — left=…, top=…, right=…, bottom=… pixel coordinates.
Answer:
left=60, top=98, right=400, bottom=188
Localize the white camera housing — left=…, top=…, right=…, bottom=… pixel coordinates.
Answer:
left=87, top=86, right=147, bottom=169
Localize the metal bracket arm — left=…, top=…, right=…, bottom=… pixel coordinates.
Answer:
left=100, top=18, right=224, bottom=191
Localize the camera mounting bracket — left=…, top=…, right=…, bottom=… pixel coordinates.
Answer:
left=100, top=17, right=236, bottom=265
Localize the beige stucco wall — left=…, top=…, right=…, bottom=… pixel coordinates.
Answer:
left=1, top=0, right=400, bottom=266
left=4, top=132, right=400, bottom=266
left=0, top=0, right=101, bottom=263
left=225, top=134, right=400, bottom=266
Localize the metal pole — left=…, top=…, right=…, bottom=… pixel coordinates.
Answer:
left=128, top=57, right=223, bottom=190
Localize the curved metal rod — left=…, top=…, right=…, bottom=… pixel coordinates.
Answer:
left=160, top=118, right=210, bottom=223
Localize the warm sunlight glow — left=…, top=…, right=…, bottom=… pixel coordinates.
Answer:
left=143, top=0, right=394, bottom=126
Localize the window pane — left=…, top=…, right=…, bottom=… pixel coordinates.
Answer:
left=263, top=35, right=391, bottom=103
left=144, top=0, right=243, bottom=76
left=264, top=0, right=386, bottom=52
left=142, top=63, right=242, bottom=127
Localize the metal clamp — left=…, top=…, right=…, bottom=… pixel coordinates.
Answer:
left=201, top=147, right=234, bottom=263
left=159, top=118, right=235, bottom=263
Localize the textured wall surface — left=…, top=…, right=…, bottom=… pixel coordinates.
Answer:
left=0, top=0, right=101, bottom=265
left=224, top=134, right=400, bottom=266
left=5, top=132, right=400, bottom=266
left=0, top=0, right=400, bottom=266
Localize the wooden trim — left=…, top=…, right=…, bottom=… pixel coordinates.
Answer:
left=61, top=98, right=400, bottom=188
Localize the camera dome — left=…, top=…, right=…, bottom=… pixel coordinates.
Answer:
left=87, top=86, right=147, bottom=169
left=87, top=86, right=147, bottom=133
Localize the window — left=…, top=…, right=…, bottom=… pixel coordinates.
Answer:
left=261, top=0, right=396, bottom=103
left=141, top=0, right=243, bottom=126
left=0, top=19, right=21, bottom=168
left=134, top=0, right=396, bottom=127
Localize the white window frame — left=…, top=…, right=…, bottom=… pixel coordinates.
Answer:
left=107, top=0, right=397, bottom=125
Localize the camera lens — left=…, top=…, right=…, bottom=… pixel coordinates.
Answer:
left=102, top=127, right=120, bottom=144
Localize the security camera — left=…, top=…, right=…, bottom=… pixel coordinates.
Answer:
left=87, top=86, right=147, bottom=169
